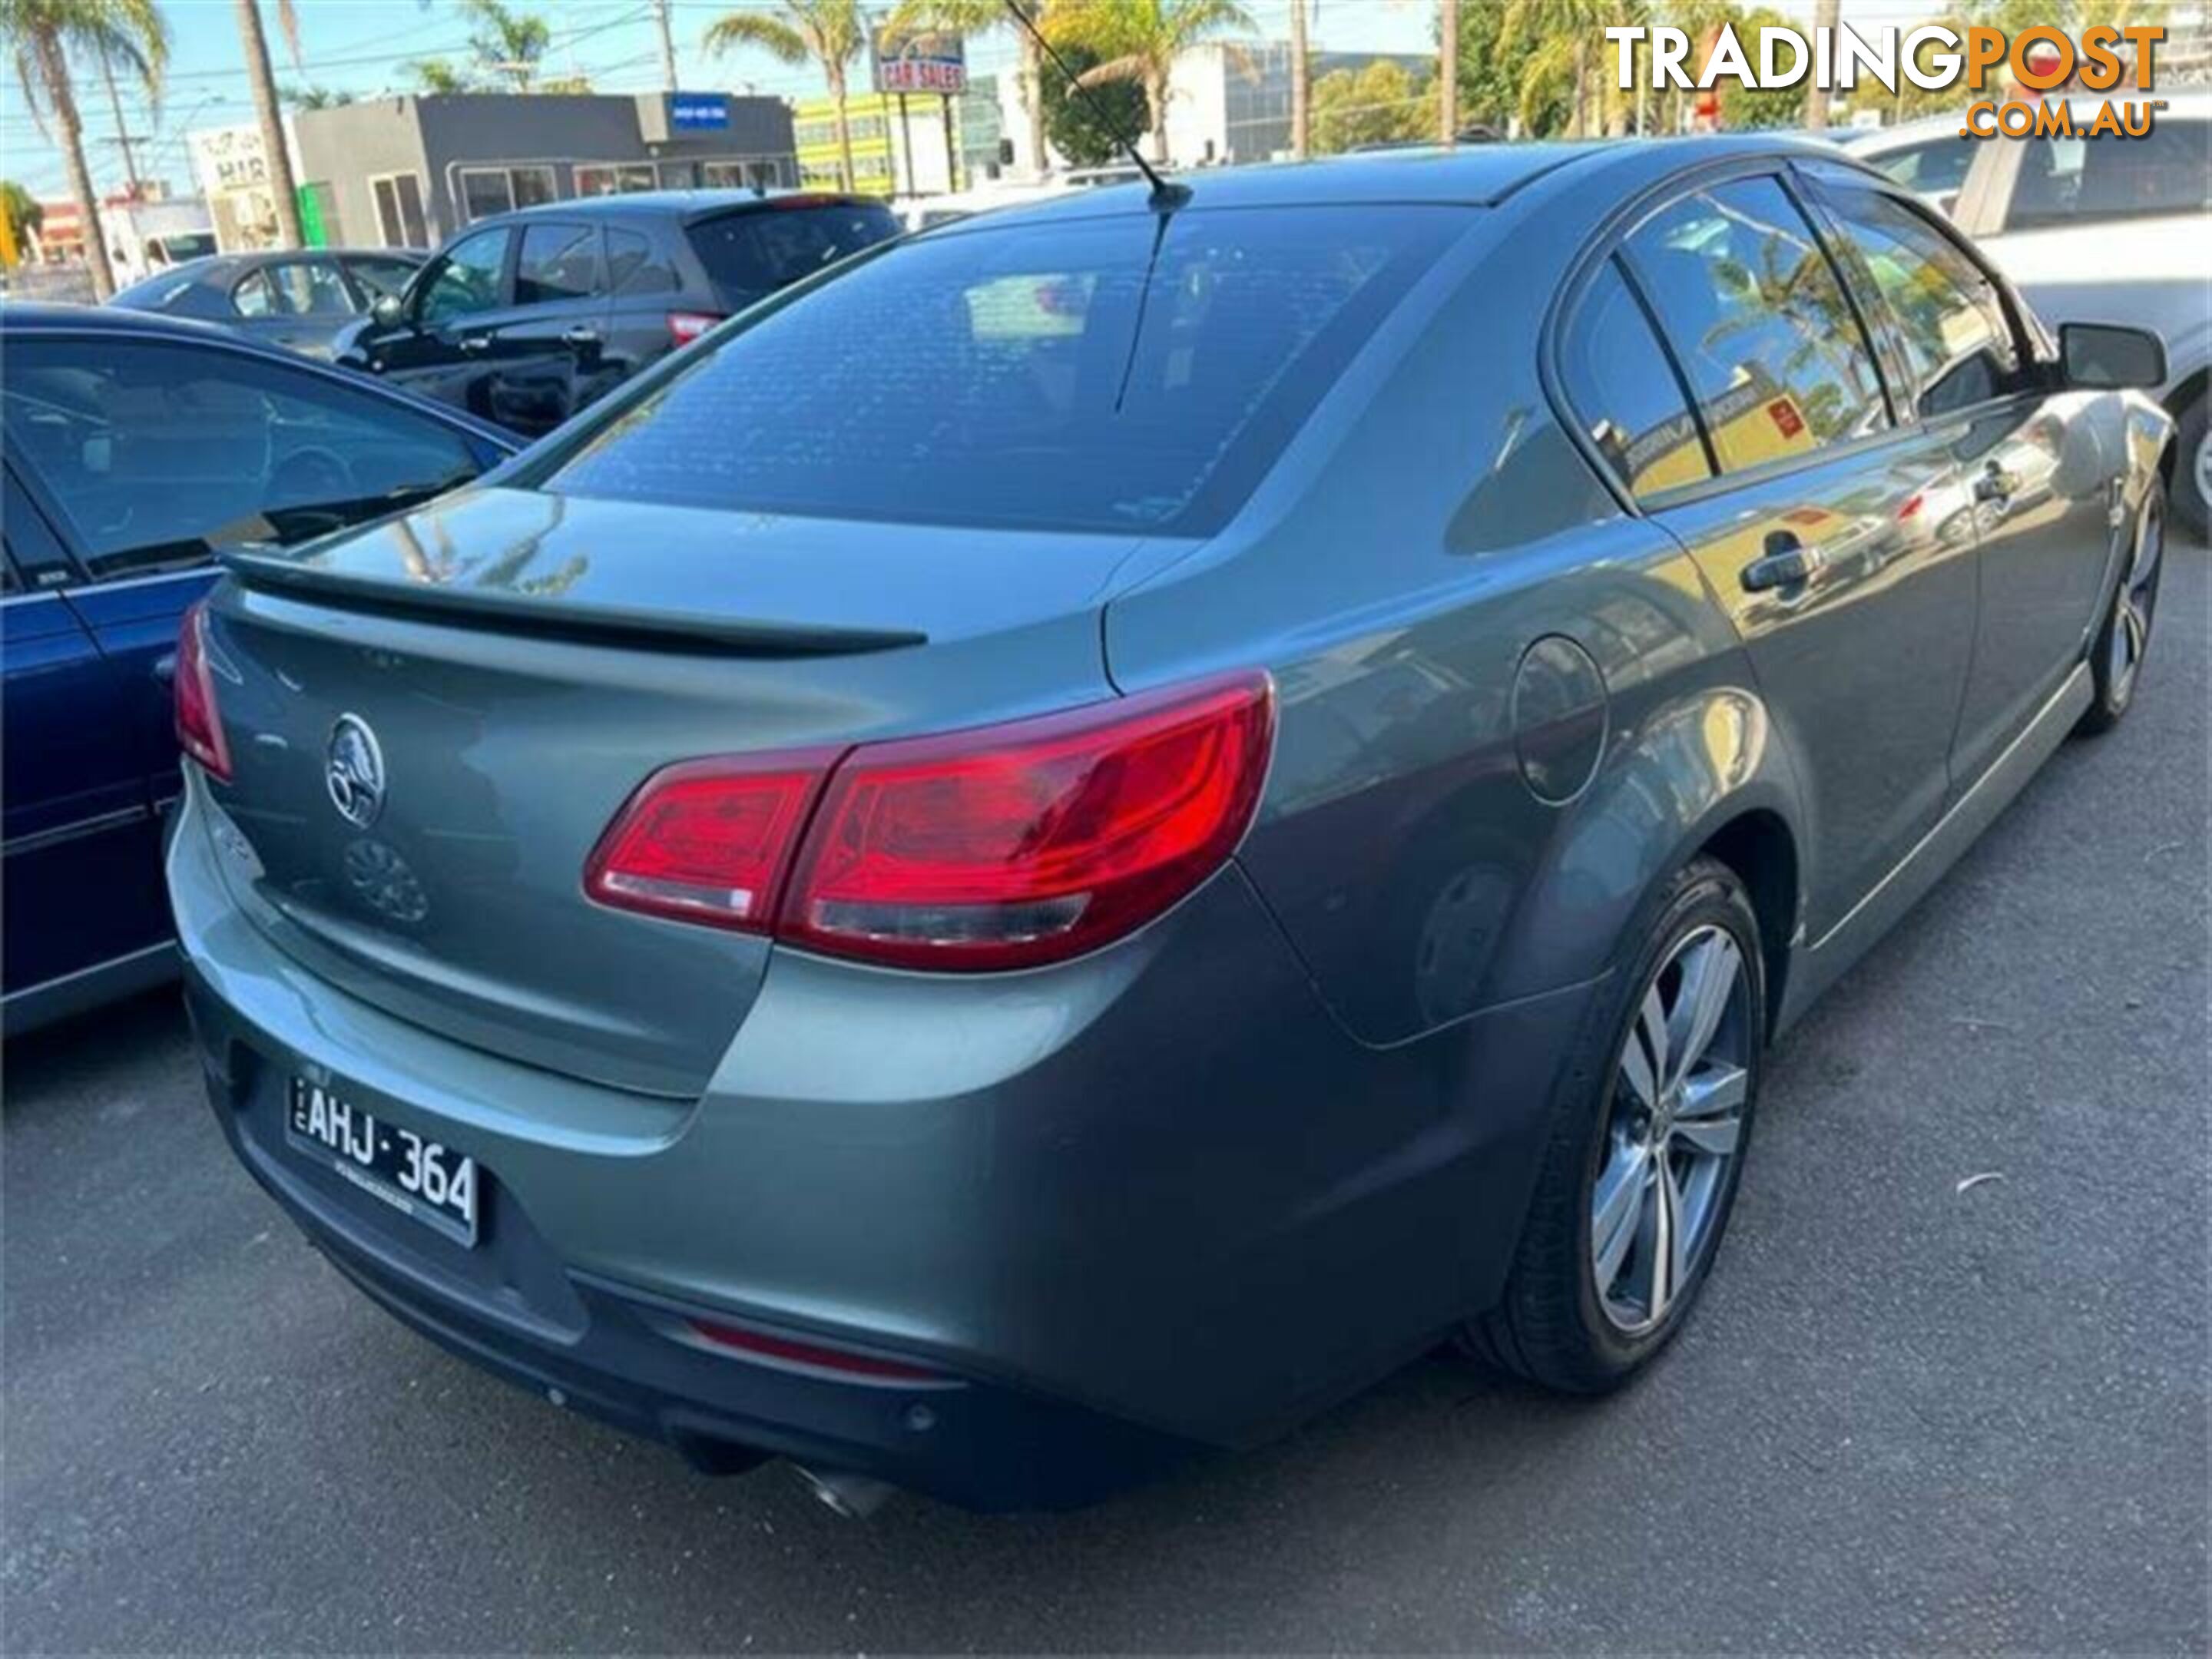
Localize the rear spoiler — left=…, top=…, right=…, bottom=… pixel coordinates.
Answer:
left=217, top=548, right=926, bottom=657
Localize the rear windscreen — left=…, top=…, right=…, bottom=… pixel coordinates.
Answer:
left=686, top=201, right=902, bottom=301
left=546, top=205, right=1466, bottom=536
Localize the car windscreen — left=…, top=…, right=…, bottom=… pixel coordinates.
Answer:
left=686, top=200, right=903, bottom=305
left=543, top=204, right=1468, bottom=536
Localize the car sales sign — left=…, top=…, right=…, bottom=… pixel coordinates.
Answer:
left=873, top=25, right=966, bottom=96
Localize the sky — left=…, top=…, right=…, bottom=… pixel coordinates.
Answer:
left=4, top=0, right=1873, bottom=204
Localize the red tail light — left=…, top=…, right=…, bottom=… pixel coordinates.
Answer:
left=174, top=598, right=232, bottom=780
left=666, top=310, right=724, bottom=346
left=584, top=673, right=1275, bottom=970
left=584, top=751, right=835, bottom=930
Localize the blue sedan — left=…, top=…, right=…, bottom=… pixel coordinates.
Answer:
left=1, top=303, right=517, bottom=1035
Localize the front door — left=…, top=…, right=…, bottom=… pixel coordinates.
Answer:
left=1804, top=169, right=2120, bottom=792
left=365, top=224, right=515, bottom=417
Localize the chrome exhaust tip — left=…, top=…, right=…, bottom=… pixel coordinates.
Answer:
left=792, top=1464, right=897, bottom=1519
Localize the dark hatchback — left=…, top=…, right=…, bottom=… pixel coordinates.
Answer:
left=331, top=190, right=901, bottom=435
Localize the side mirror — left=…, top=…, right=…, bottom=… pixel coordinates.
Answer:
left=370, top=292, right=406, bottom=329
left=2060, top=322, right=2166, bottom=391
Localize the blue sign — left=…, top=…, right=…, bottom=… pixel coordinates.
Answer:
left=670, top=93, right=730, bottom=131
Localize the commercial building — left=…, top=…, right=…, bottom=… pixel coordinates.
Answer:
left=794, top=91, right=952, bottom=197
left=290, top=91, right=798, bottom=249
left=1164, top=43, right=1432, bottom=167
left=794, top=78, right=1009, bottom=197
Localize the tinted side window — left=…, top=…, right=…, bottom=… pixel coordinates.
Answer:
left=1626, top=177, right=1889, bottom=474
left=685, top=203, right=902, bottom=303
left=245, top=260, right=353, bottom=317
left=1819, top=187, right=2018, bottom=419
left=515, top=223, right=601, bottom=306
left=2008, top=121, right=2212, bottom=229
left=230, top=269, right=282, bottom=318
left=1558, top=260, right=1711, bottom=499
left=418, top=227, right=511, bottom=324
left=0, top=339, right=485, bottom=581
left=286, top=260, right=356, bottom=316
left=606, top=228, right=677, bottom=296
left=1869, top=135, right=1973, bottom=197
left=346, top=256, right=419, bottom=300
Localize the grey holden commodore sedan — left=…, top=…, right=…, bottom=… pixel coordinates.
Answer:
left=169, top=137, right=2174, bottom=1513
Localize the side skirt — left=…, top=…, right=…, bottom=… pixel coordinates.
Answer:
left=2, top=942, right=179, bottom=1040
left=1775, top=662, right=2093, bottom=1035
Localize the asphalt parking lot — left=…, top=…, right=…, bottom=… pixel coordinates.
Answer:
left=5, top=545, right=2206, bottom=1655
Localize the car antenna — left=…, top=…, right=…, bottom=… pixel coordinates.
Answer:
left=1002, top=0, right=1190, bottom=210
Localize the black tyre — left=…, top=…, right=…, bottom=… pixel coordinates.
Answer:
left=2076, top=485, right=2166, bottom=737
left=1466, top=856, right=1764, bottom=1392
left=2172, top=395, right=2207, bottom=545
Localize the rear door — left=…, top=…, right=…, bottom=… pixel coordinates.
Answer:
left=1809, top=167, right=2121, bottom=790
left=1571, top=168, right=1980, bottom=935
left=0, top=475, right=165, bottom=1002
left=482, top=220, right=614, bottom=434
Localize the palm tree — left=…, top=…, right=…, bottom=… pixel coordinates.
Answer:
left=703, top=1, right=867, bottom=192
left=1047, top=0, right=1255, bottom=164
left=459, top=0, right=548, bottom=91
left=1804, top=0, right=1836, bottom=128
left=2, top=0, right=169, bottom=300
left=405, top=56, right=470, bottom=94
left=280, top=83, right=353, bottom=109
left=1500, top=0, right=1640, bottom=138
left=1288, top=0, right=1309, bottom=157
left=888, top=0, right=1057, bottom=180
left=1437, top=0, right=1455, bottom=143
left=235, top=0, right=301, bottom=249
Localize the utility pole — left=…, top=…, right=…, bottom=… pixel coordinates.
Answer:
left=1439, top=0, right=1459, bottom=144
left=235, top=0, right=304, bottom=247
left=1288, top=0, right=1310, bottom=160
left=654, top=0, right=679, bottom=92
left=98, top=46, right=143, bottom=199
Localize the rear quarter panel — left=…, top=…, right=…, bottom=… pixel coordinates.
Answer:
left=1104, top=190, right=1804, bottom=1048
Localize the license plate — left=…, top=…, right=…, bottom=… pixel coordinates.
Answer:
left=286, top=1078, right=478, bottom=1246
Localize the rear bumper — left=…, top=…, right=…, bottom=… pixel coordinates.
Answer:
left=171, top=771, right=1596, bottom=1508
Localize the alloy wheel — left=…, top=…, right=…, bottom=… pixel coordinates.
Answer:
left=1590, top=925, right=1752, bottom=1336
left=2107, top=498, right=2164, bottom=708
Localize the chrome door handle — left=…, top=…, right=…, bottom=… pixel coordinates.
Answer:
left=458, top=334, right=491, bottom=353
left=560, top=325, right=601, bottom=348
left=1740, top=531, right=1822, bottom=594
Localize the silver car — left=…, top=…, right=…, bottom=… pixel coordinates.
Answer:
left=170, top=137, right=2174, bottom=1514
left=1946, top=93, right=2211, bottom=537
left=108, top=248, right=426, bottom=358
